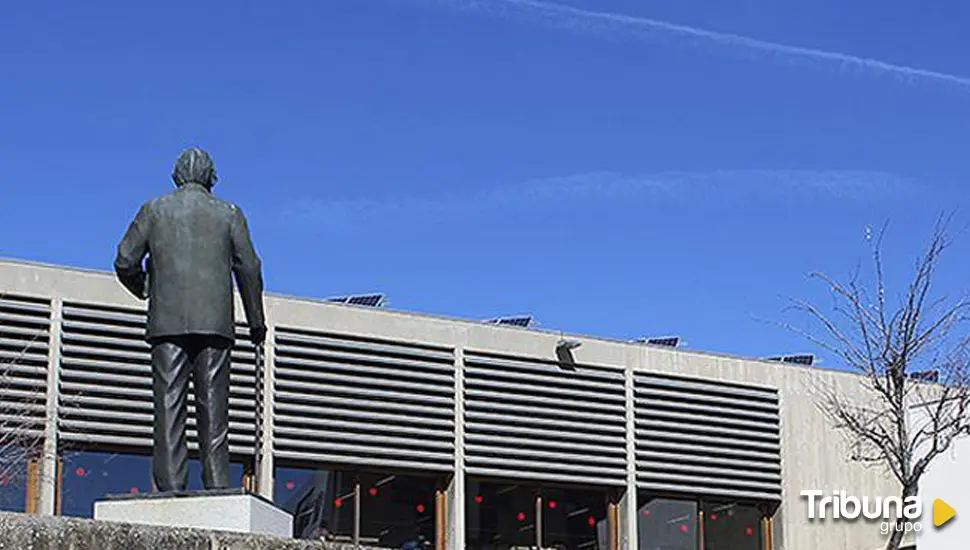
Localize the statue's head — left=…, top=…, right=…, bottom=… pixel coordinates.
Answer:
left=172, top=147, right=218, bottom=189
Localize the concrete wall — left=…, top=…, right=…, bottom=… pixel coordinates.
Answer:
left=0, top=259, right=902, bottom=549
left=914, top=403, right=970, bottom=549
left=0, top=511, right=346, bottom=550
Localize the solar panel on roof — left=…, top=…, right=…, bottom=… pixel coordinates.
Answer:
left=909, top=370, right=940, bottom=383
left=632, top=336, right=680, bottom=348
left=647, top=336, right=680, bottom=348
left=484, top=316, right=536, bottom=327
left=765, top=354, right=815, bottom=366
left=347, top=294, right=385, bottom=307
left=326, top=294, right=386, bottom=308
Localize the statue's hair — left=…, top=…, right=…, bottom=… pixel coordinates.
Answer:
left=172, top=147, right=218, bottom=188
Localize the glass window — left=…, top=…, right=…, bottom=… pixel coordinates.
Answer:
left=359, top=472, right=437, bottom=549
left=467, top=480, right=613, bottom=550
left=275, top=466, right=440, bottom=546
left=275, top=466, right=355, bottom=540
left=61, top=452, right=152, bottom=517
left=541, top=487, right=609, bottom=550
left=701, top=502, right=763, bottom=550
left=0, top=450, right=29, bottom=512
left=61, top=451, right=245, bottom=517
left=637, top=496, right=699, bottom=550
left=467, top=480, right=538, bottom=550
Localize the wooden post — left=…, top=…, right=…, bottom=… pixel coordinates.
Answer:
left=242, top=467, right=255, bottom=493
left=435, top=487, right=447, bottom=550
left=698, top=509, right=706, bottom=550
left=25, top=458, right=39, bottom=514
left=608, top=499, right=620, bottom=550
left=55, top=457, right=63, bottom=515
left=763, top=516, right=773, bottom=550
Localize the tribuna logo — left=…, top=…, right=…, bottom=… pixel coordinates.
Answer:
left=800, top=490, right=922, bottom=521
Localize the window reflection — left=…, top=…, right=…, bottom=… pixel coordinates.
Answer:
left=61, top=452, right=152, bottom=517
left=541, top=487, right=609, bottom=550
left=61, top=451, right=244, bottom=517
left=0, top=453, right=28, bottom=512
left=467, top=480, right=611, bottom=550
left=637, top=497, right=698, bottom=550
left=359, top=472, right=436, bottom=549
left=466, top=480, right=538, bottom=550
left=702, top=502, right=763, bottom=550
left=275, top=466, right=439, bottom=546
left=276, top=467, right=355, bottom=540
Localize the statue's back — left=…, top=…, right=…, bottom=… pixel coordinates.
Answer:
left=143, top=183, right=241, bottom=341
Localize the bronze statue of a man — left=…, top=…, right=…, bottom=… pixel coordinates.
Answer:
left=114, top=147, right=266, bottom=492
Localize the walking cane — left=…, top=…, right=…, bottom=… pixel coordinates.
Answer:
left=253, top=341, right=265, bottom=494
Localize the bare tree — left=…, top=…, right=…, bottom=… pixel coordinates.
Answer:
left=786, top=217, right=970, bottom=550
left=0, top=293, right=48, bottom=511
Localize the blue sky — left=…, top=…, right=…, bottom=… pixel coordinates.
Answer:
left=2, top=0, right=969, bottom=363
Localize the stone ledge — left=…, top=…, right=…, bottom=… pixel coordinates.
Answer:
left=0, top=512, right=326, bottom=550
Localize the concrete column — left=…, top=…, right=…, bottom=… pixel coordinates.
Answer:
left=447, top=347, right=466, bottom=550
left=256, top=324, right=276, bottom=500
left=620, top=360, right=638, bottom=550
left=38, top=297, right=62, bottom=515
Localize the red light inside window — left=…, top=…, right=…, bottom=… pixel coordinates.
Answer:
left=130, top=487, right=139, bottom=495
left=710, top=513, right=718, bottom=521
left=517, top=512, right=526, bottom=521
left=416, top=504, right=426, bottom=513
left=588, top=516, right=596, bottom=527
left=474, top=495, right=483, bottom=504
left=369, top=487, right=379, bottom=497
left=548, top=500, right=557, bottom=509
left=75, top=468, right=86, bottom=477
left=681, top=525, right=689, bottom=533
left=746, top=527, right=754, bottom=536
left=643, top=510, right=652, bottom=516
left=334, top=498, right=343, bottom=508
left=285, top=481, right=295, bottom=490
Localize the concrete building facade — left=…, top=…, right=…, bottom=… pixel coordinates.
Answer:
left=0, top=259, right=903, bottom=549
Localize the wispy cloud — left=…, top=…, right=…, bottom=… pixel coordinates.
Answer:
left=278, top=170, right=915, bottom=231
left=422, top=0, right=970, bottom=91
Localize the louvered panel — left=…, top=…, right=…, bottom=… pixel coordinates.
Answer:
left=273, top=327, right=455, bottom=471
left=463, top=350, right=627, bottom=486
left=58, top=302, right=259, bottom=456
left=635, top=372, right=782, bottom=502
left=0, top=294, right=50, bottom=439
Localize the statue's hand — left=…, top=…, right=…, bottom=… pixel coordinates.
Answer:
left=250, top=325, right=266, bottom=346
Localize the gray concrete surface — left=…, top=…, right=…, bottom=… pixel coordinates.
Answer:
left=0, top=511, right=324, bottom=550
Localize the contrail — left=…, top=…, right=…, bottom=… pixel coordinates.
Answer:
left=434, top=0, right=970, bottom=90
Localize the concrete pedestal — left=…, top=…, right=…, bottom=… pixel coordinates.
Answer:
left=93, top=488, right=292, bottom=538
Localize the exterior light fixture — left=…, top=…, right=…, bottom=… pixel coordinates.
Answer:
left=556, top=337, right=582, bottom=368
left=556, top=338, right=582, bottom=351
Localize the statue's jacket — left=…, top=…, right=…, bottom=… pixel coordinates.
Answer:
left=114, top=182, right=265, bottom=343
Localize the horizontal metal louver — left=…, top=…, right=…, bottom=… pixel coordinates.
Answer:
left=58, top=302, right=258, bottom=457
left=635, top=372, right=782, bottom=502
left=463, top=350, right=627, bottom=486
left=0, top=294, right=50, bottom=439
left=273, top=327, right=455, bottom=472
